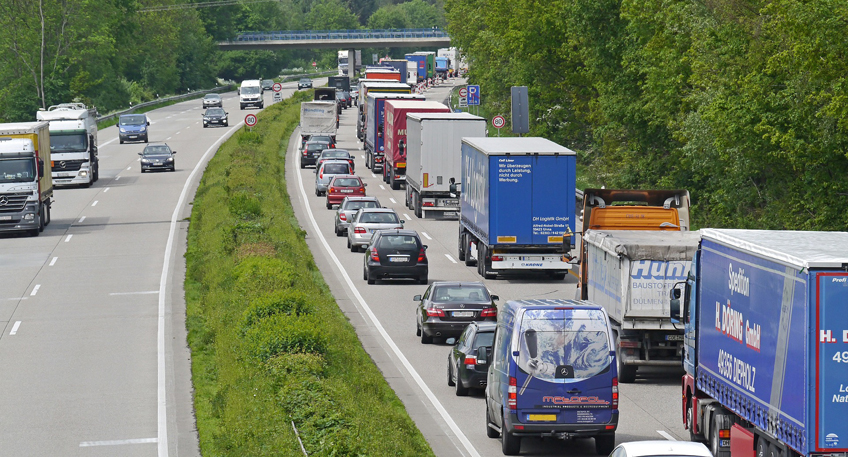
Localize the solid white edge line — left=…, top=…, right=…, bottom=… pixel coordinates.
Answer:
left=157, top=120, right=245, bottom=457
left=80, top=437, right=158, bottom=447
left=445, top=254, right=458, bottom=264
left=110, top=291, right=160, bottom=296
left=657, top=430, right=675, bottom=441
left=294, top=146, right=480, bottom=457
left=10, top=321, right=21, bottom=335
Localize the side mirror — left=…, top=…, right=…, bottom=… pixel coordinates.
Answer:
left=413, top=295, right=422, bottom=301
left=147, top=121, right=151, bottom=126
left=37, top=158, right=44, bottom=178
left=400, top=220, right=405, bottom=225
left=423, top=245, right=428, bottom=250
left=138, top=152, right=143, bottom=156
left=363, top=183, right=367, bottom=187
left=669, top=283, right=683, bottom=322
left=446, top=337, right=456, bottom=345
left=171, top=151, right=177, bottom=154
left=491, top=294, right=499, bottom=301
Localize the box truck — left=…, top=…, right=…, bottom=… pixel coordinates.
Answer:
left=382, top=100, right=451, bottom=190
left=0, top=122, right=53, bottom=236
left=364, top=93, right=424, bottom=172
left=36, top=103, right=99, bottom=187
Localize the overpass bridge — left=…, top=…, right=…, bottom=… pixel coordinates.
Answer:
left=218, top=28, right=451, bottom=51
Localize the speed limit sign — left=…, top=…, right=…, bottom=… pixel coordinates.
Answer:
left=244, top=114, right=257, bottom=127
left=492, top=115, right=506, bottom=129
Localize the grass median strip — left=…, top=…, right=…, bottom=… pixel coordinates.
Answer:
left=185, top=91, right=435, bottom=456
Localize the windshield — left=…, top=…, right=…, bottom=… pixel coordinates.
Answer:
left=431, top=285, right=490, bottom=302
left=242, top=87, right=260, bottom=95
left=0, top=158, right=36, bottom=183
left=206, top=108, right=225, bottom=116
left=120, top=115, right=146, bottom=125
left=50, top=133, right=87, bottom=153
left=143, top=146, right=171, bottom=156
left=345, top=201, right=379, bottom=210
left=517, top=309, right=611, bottom=381
left=205, top=95, right=220, bottom=100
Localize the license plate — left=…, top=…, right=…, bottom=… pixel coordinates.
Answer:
left=444, top=200, right=458, bottom=206
left=719, top=439, right=730, bottom=447
left=452, top=311, right=474, bottom=318
left=665, top=334, right=684, bottom=341
left=340, top=189, right=353, bottom=193
left=58, top=173, right=71, bottom=177
left=0, top=215, right=11, bottom=221
left=389, top=256, right=408, bottom=262
left=528, top=414, right=556, bottom=421
left=129, top=135, right=138, bottom=139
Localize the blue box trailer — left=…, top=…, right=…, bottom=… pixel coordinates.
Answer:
left=363, top=93, right=423, bottom=172
left=674, top=229, right=848, bottom=457
left=405, top=54, right=427, bottom=79
left=380, top=60, right=408, bottom=84
left=458, top=137, right=576, bottom=280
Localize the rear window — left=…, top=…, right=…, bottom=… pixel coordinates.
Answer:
left=323, top=164, right=350, bottom=174
left=431, top=285, right=489, bottom=302
left=473, top=331, right=495, bottom=349
left=517, top=309, right=610, bottom=381
left=333, top=178, right=361, bottom=187
left=360, top=212, right=399, bottom=224
left=345, top=201, right=379, bottom=210
left=378, top=235, right=418, bottom=249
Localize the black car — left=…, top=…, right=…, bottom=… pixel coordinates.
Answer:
left=364, top=230, right=428, bottom=285
left=261, top=79, right=275, bottom=91
left=202, top=93, right=222, bottom=108
left=301, top=134, right=336, bottom=151
left=300, top=140, right=330, bottom=168
left=415, top=281, right=498, bottom=344
left=202, top=108, right=228, bottom=127
left=139, top=143, right=176, bottom=172
left=447, top=321, right=496, bottom=395
left=298, top=78, right=313, bottom=90
left=335, top=90, right=352, bottom=109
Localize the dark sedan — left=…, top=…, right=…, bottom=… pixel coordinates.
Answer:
left=447, top=321, right=495, bottom=395
left=301, top=140, right=330, bottom=168
left=202, top=108, right=228, bottom=127
left=364, top=230, right=427, bottom=285
left=138, top=143, right=176, bottom=172
left=415, top=281, right=498, bottom=344
left=298, top=78, right=313, bottom=89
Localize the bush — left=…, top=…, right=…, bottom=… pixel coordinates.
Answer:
left=240, top=290, right=315, bottom=335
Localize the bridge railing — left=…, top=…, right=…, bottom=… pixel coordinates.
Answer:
left=228, top=28, right=450, bottom=43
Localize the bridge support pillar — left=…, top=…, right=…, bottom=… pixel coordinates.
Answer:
left=348, top=48, right=357, bottom=81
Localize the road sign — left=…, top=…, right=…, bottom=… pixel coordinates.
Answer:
left=492, top=115, right=505, bottom=129
left=312, top=61, right=317, bottom=67
left=244, top=114, right=257, bottom=127
left=467, top=85, right=480, bottom=106
left=273, top=92, right=282, bottom=102
left=272, top=83, right=282, bottom=92
left=458, top=87, right=468, bottom=98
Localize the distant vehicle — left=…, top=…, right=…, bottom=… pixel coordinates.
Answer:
left=202, top=108, right=228, bottom=128
left=416, top=282, right=497, bottom=345
left=118, top=114, right=149, bottom=144
left=336, top=90, right=351, bottom=109
left=261, top=79, right=274, bottom=91
left=315, top=160, right=352, bottom=196
left=239, top=80, right=263, bottom=110
left=326, top=175, right=365, bottom=209
left=447, top=321, right=496, bottom=395
left=36, top=102, right=100, bottom=187
left=607, top=441, right=711, bottom=457
left=302, top=134, right=336, bottom=151
left=298, top=78, right=313, bottom=90
left=363, top=229, right=428, bottom=284
left=202, top=93, right=222, bottom=108
left=328, top=75, right=351, bottom=92
left=350, top=89, right=359, bottom=105
left=300, top=140, right=330, bottom=169
left=334, top=196, right=381, bottom=236
left=315, top=148, right=353, bottom=173
left=299, top=101, right=337, bottom=152
left=138, top=143, right=176, bottom=172
left=485, top=299, right=618, bottom=455
left=346, top=207, right=403, bottom=252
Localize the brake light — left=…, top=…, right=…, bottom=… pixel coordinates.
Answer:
left=302, top=150, right=307, bottom=156
left=417, top=248, right=427, bottom=262
left=423, top=201, right=435, bottom=207
left=359, top=187, right=365, bottom=193
left=319, top=171, right=323, bottom=179
left=491, top=255, right=503, bottom=262
left=329, top=187, right=335, bottom=193
left=719, top=429, right=730, bottom=439
left=339, top=213, right=347, bottom=221
left=464, top=356, right=477, bottom=367
left=619, top=341, right=639, bottom=349
left=508, top=377, right=517, bottom=409
left=426, top=308, right=445, bottom=317
left=480, top=307, right=497, bottom=318
left=612, top=377, right=619, bottom=410
left=354, top=227, right=367, bottom=234
left=370, top=248, right=380, bottom=262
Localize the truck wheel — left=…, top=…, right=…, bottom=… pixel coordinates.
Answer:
left=686, top=398, right=700, bottom=442
left=458, top=231, right=466, bottom=261
left=390, top=173, right=400, bottom=190
left=594, top=434, right=615, bottom=455
left=616, top=334, right=638, bottom=383
left=755, top=437, right=769, bottom=457
left=44, top=203, right=51, bottom=226
left=38, top=204, right=45, bottom=232
left=414, top=191, right=423, bottom=218
left=501, top=428, right=521, bottom=455
left=710, top=412, right=733, bottom=457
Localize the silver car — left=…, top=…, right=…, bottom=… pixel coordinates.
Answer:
left=334, top=197, right=381, bottom=236
left=347, top=208, right=404, bottom=252
left=315, top=160, right=352, bottom=196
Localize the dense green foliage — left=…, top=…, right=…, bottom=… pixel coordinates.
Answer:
left=185, top=93, right=434, bottom=456
left=445, top=0, right=848, bottom=230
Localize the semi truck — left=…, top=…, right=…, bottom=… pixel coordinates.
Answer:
left=299, top=101, right=337, bottom=145
left=405, top=112, right=486, bottom=218
left=382, top=100, right=451, bottom=190
left=408, top=51, right=436, bottom=79
left=363, top=93, right=424, bottom=172
left=356, top=81, right=412, bottom=141
left=670, top=229, right=848, bottom=457
left=458, top=137, right=576, bottom=280
left=379, top=59, right=409, bottom=85
left=363, top=67, right=401, bottom=82
left=405, top=53, right=428, bottom=81
left=435, top=56, right=449, bottom=77
left=327, top=76, right=351, bottom=92
left=36, top=103, right=99, bottom=187
left=337, top=50, right=361, bottom=75
left=0, top=122, right=53, bottom=236
left=582, top=229, right=701, bottom=383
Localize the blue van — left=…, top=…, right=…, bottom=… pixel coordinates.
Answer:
left=485, top=299, right=618, bottom=455
left=118, top=114, right=150, bottom=144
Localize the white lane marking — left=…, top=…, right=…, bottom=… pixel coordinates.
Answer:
left=389, top=198, right=396, bottom=204
left=101, top=138, right=118, bottom=147
left=371, top=174, right=376, bottom=178
left=104, top=188, right=110, bottom=193
left=80, top=438, right=158, bottom=447
left=78, top=216, right=86, bottom=223
left=115, top=176, right=121, bottom=181
left=403, top=213, right=411, bottom=221
left=109, top=291, right=159, bottom=296
left=10, top=321, right=21, bottom=335
left=176, top=131, right=181, bottom=135
left=657, top=430, right=675, bottom=441
left=155, top=121, right=244, bottom=457
left=422, top=232, right=432, bottom=240
left=361, top=155, right=365, bottom=159
left=92, top=201, right=98, bottom=207
left=49, top=257, right=58, bottom=266
left=65, top=235, right=72, bottom=242
left=127, top=166, right=132, bottom=170
left=30, top=285, right=40, bottom=296
left=294, top=153, right=480, bottom=457
left=445, top=254, right=458, bottom=264
left=166, top=137, right=172, bottom=140
left=379, top=184, right=385, bottom=190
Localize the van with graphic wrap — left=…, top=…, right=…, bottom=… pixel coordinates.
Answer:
left=485, top=299, right=618, bottom=455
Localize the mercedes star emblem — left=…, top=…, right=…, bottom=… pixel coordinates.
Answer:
left=0, top=196, right=7, bottom=206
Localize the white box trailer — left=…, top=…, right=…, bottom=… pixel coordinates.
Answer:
left=405, top=112, right=486, bottom=218
left=583, top=229, right=700, bottom=382
left=299, top=101, right=337, bottom=142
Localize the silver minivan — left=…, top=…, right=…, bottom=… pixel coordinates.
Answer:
left=315, top=160, right=353, bottom=196
left=346, top=208, right=404, bottom=252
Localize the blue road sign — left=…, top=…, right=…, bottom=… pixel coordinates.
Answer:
left=468, top=85, right=480, bottom=105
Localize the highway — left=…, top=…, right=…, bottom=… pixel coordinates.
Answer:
left=286, top=80, right=690, bottom=456
left=0, top=80, right=306, bottom=456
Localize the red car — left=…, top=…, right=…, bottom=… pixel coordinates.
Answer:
left=326, top=175, right=366, bottom=209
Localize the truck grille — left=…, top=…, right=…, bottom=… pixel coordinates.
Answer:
left=0, top=193, right=29, bottom=213
left=53, top=159, right=85, bottom=171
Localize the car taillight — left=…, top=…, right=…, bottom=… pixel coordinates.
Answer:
left=491, top=255, right=503, bottom=261
left=612, top=377, right=619, bottom=410
left=354, top=227, right=367, bottom=234
left=370, top=248, right=379, bottom=262
left=417, top=248, right=427, bottom=262
left=464, top=356, right=477, bottom=367
left=329, top=187, right=335, bottom=193
left=358, top=187, right=365, bottom=193
left=480, top=307, right=497, bottom=318
left=339, top=213, right=347, bottom=221
left=508, top=376, right=517, bottom=409
left=424, top=201, right=435, bottom=207
left=302, top=150, right=307, bottom=156
left=319, top=171, right=323, bottom=179
left=426, top=308, right=445, bottom=317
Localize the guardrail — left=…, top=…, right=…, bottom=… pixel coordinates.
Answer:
left=229, top=28, right=449, bottom=43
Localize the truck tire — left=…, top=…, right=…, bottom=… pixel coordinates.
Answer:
left=501, top=428, right=521, bottom=455
left=710, top=412, right=734, bottom=457
left=594, top=434, right=615, bottom=455
left=38, top=203, right=45, bottom=233
left=686, top=397, right=700, bottom=442
left=766, top=442, right=785, bottom=457
left=44, top=203, right=51, bottom=226
left=616, top=334, right=638, bottom=383
left=755, top=437, right=769, bottom=457
left=414, top=191, right=423, bottom=218
left=458, top=230, right=466, bottom=261
left=390, top=173, right=400, bottom=190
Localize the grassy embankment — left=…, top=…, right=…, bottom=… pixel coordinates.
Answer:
left=184, top=90, right=435, bottom=456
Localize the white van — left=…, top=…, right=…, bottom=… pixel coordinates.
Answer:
left=239, top=80, right=263, bottom=110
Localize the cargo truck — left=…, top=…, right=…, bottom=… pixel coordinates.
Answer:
left=582, top=230, right=700, bottom=383
left=327, top=76, right=351, bottom=92
left=435, top=57, right=449, bottom=78
left=364, top=67, right=401, bottom=82
left=405, top=54, right=427, bottom=81
left=36, top=103, right=99, bottom=187
left=379, top=59, right=409, bottom=85
left=0, top=122, right=53, bottom=236
left=364, top=93, right=424, bottom=172
left=356, top=81, right=412, bottom=141
left=382, top=100, right=451, bottom=190
left=670, top=229, right=848, bottom=457
left=458, top=137, right=576, bottom=280
left=408, top=51, right=436, bottom=79
left=405, top=112, right=486, bottom=218
left=299, top=100, right=337, bottom=147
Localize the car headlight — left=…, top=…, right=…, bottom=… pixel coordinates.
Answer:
left=141, top=159, right=151, bottom=163
left=120, top=127, right=127, bottom=133
left=140, top=126, right=147, bottom=132
left=166, top=157, right=174, bottom=162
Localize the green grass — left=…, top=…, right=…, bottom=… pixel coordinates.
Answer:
left=185, top=91, right=435, bottom=456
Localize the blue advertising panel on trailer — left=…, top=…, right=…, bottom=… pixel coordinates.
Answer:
left=814, top=272, right=848, bottom=452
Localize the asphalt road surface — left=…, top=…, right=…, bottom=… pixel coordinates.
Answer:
left=286, top=78, right=690, bottom=456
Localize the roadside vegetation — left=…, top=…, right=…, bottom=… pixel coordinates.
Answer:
left=184, top=91, right=434, bottom=456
